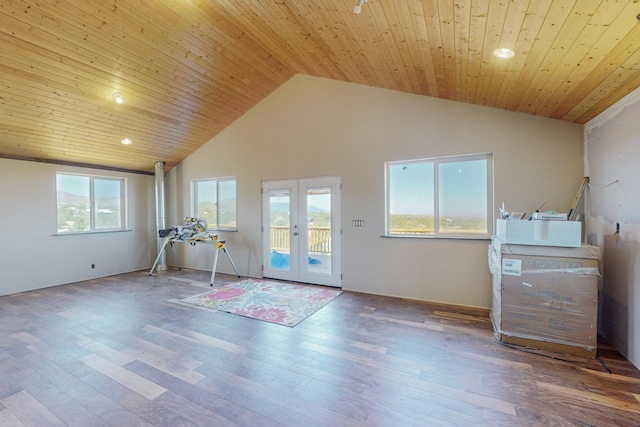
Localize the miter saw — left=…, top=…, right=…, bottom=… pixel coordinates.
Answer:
left=158, top=216, right=215, bottom=244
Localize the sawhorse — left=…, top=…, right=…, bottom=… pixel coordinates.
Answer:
left=149, top=238, right=240, bottom=285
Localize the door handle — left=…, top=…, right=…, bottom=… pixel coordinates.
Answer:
left=293, top=232, right=299, bottom=236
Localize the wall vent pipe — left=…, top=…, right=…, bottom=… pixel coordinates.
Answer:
left=154, top=161, right=167, bottom=271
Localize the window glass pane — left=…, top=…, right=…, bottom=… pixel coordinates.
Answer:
left=193, top=178, right=237, bottom=230
left=56, top=174, right=90, bottom=232
left=438, top=159, right=488, bottom=234
left=195, top=180, right=217, bottom=227
left=218, top=179, right=237, bottom=229
left=388, top=162, right=434, bottom=235
left=385, top=154, right=492, bottom=238
left=94, top=179, right=122, bottom=230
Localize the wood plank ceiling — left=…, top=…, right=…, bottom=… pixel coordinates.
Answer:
left=1, top=0, right=639, bottom=174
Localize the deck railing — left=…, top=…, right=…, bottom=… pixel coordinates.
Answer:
left=270, top=226, right=331, bottom=254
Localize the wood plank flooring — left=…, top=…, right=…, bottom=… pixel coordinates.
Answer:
left=1, top=269, right=639, bottom=426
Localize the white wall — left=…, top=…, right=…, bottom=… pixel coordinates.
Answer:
left=585, top=87, right=640, bottom=368
left=0, top=158, right=156, bottom=296
left=166, top=75, right=584, bottom=308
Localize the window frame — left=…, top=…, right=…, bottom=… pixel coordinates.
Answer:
left=56, top=172, right=127, bottom=234
left=385, top=152, right=493, bottom=239
left=191, top=176, right=237, bottom=231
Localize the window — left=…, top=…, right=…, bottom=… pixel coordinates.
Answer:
left=385, top=153, right=493, bottom=238
left=56, top=173, right=126, bottom=233
left=192, top=177, right=237, bottom=230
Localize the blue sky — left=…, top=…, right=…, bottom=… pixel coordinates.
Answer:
left=57, top=174, right=89, bottom=197
left=389, top=159, right=487, bottom=217
left=57, top=174, right=122, bottom=198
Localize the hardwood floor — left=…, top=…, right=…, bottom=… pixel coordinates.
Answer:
left=1, top=269, right=639, bottom=426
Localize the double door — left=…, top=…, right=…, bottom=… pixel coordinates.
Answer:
left=262, top=177, right=341, bottom=287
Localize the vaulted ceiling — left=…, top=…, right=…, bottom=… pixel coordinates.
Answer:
left=2, top=1, right=639, bottom=174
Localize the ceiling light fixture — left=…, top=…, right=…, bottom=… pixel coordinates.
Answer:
left=121, top=138, right=132, bottom=145
left=113, top=92, right=124, bottom=104
left=493, top=48, right=515, bottom=59
left=354, top=0, right=367, bottom=15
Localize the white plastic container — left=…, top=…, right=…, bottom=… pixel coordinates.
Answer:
left=495, top=219, right=581, bottom=247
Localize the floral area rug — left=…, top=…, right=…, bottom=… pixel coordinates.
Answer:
left=181, top=279, right=342, bottom=327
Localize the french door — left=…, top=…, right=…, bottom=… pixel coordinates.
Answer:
left=262, top=176, right=341, bottom=287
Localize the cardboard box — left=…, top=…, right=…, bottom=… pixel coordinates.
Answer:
left=496, top=219, right=581, bottom=247
left=489, top=238, right=600, bottom=357
left=499, top=270, right=598, bottom=357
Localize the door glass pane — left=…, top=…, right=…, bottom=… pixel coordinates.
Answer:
left=269, top=189, right=291, bottom=271
left=306, top=186, right=331, bottom=275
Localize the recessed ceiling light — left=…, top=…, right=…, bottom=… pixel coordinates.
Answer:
left=493, top=48, right=515, bottom=59
left=121, top=138, right=132, bottom=145
left=113, top=92, right=124, bottom=104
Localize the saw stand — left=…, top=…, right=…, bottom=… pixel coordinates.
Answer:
left=149, top=237, right=240, bottom=285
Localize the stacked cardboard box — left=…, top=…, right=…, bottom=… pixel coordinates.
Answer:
left=488, top=237, right=600, bottom=357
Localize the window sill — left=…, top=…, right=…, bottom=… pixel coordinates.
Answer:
left=54, top=229, right=132, bottom=236
left=381, top=234, right=492, bottom=241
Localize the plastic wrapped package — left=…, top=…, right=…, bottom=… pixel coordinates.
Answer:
left=489, top=237, right=601, bottom=357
